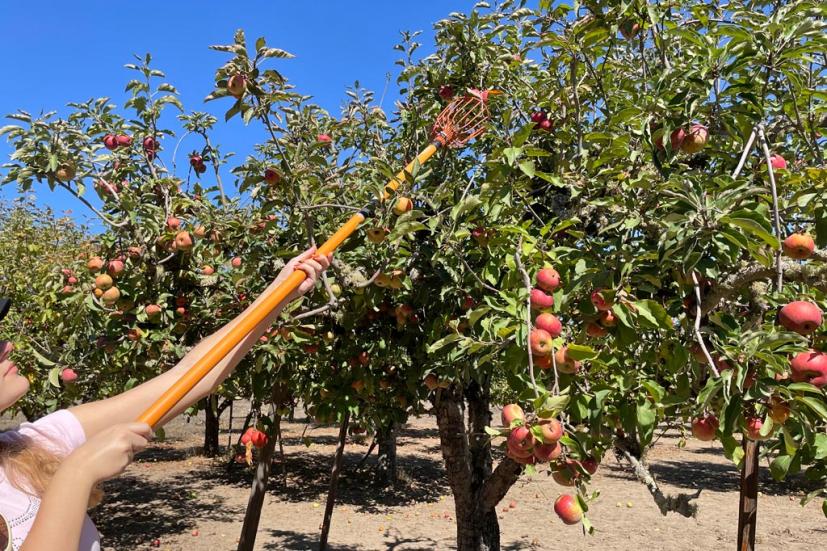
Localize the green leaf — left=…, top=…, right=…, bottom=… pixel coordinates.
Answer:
left=813, top=433, right=827, bottom=460
left=566, top=343, right=598, bottom=361
left=795, top=396, right=827, bottom=420
left=518, top=160, right=535, bottom=178
left=770, top=454, right=793, bottom=481
left=502, top=147, right=523, bottom=166
left=29, top=346, right=57, bottom=367
left=48, top=367, right=61, bottom=388
left=636, top=401, right=656, bottom=447
left=633, top=300, right=672, bottom=330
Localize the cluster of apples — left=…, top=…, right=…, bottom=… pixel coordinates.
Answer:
left=654, top=123, right=708, bottom=154
left=87, top=255, right=124, bottom=307
left=189, top=154, right=207, bottom=175
left=59, top=268, right=79, bottom=295
left=530, top=110, right=553, bottom=132
left=102, top=133, right=133, bottom=151
left=528, top=267, right=585, bottom=374
left=163, top=216, right=198, bottom=253
left=501, top=404, right=564, bottom=465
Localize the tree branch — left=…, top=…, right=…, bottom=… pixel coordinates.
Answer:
left=480, top=457, right=523, bottom=510
left=615, top=441, right=699, bottom=518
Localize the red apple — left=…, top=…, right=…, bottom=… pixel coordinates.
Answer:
left=227, top=74, right=247, bottom=98
left=107, top=260, right=125, bottom=277
left=554, top=494, right=583, bottom=525
left=769, top=154, right=787, bottom=170
left=538, top=118, right=553, bottom=131
left=264, top=168, right=280, bottom=185
left=533, top=442, right=562, bottom=462
left=530, top=288, right=554, bottom=311
left=782, top=233, right=815, bottom=260
left=590, top=289, right=612, bottom=311
left=87, top=256, right=104, bottom=272
left=778, top=301, right=823, bottom=335
left=316, top=133, right=332, bottom=145
left=166, top=216, right=181, bottom=230
left=586, top=322, right=607, bottom=338
left=116, top=134, right=132, bottom=147
left=103, top=134, right=118, bottom=150
left=501, top=404, right=524, bottom=427
left=619, top=20, right=640, bottom=40
left=669, top=128, right=686, bottom=150
left=535, top=313, right=562, bottom=338
left=530, top=111, right=547, bottom=123
left=533, top=354, right=552, bottom=370
left=145, top=304, right=162, bottom=317
left=231, top=257, right=243, bottom=268
left=530, top=328, right=554, bottom=356
left=790, top=350, right=827, bottom=388
left=175, top=231, right=194, bottom=251
left=536, top=267, right=561, bottom=292
left=691, top=414, right=719, bottom=441
left=60, top=368, right=77, bottom=383
left=580, top=457, right=599, bottom=475
left=554, top=346, right=580, bottom=374
left=681, top=124, right=708, bottom=154
left=743, top=417, right=769, bottom=441
left=599, top=310, right=617, bottom=327
left=507, top=425, right=535, bottom=452
left=438, top=85, right=454, bottom=100
left=537, top=418, right=563, bottom=443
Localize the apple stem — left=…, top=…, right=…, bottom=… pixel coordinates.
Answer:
left=757, top=124, right=784, bottom=292
left=692, top=271, right=720, bottom=378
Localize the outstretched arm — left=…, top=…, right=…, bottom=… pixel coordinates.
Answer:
left=70, top=248, right=331, bottom=438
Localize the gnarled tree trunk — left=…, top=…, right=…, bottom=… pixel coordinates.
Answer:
left=433, top=380, right=522, bottom=551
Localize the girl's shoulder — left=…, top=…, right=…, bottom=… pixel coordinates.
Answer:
left=10, top=409, right=86, bottom=455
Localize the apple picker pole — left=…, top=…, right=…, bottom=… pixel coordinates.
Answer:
left=136, top=90, right=497, bottom=428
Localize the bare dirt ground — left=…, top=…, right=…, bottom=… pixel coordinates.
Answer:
left=64, top=404, right=825, bottom=551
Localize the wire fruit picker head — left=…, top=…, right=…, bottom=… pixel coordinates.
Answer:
left=137, top=89, right=500, bottom=428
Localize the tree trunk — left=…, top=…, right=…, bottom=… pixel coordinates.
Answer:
left=737, top=438, right=759, bottom=551
left=433, top=383, right=520, bottom=551
left=202, top=394, right=221, bottom=457
left=319, top=412, right=350, bottom=551
left=377, top=421, right=397, bottom=486
left=236, top=415, right=281, bottom=551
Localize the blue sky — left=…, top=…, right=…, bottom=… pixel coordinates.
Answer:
left=0, top=1, right=480, bottom=231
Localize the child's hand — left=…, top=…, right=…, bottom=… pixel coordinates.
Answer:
left=62, top=422, right=152, bottom=485
left=273, top=247, right=333, bottom=301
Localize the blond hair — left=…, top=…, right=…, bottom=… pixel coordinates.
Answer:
left=0, top=432, right=102, bottom=507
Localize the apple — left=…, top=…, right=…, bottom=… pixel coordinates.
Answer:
left=529, top=328, right=554, bottom=356
left=535, top=313, right=562, bottom=338
left=60, top=368, right=77, bottom=383
left=424, top=374, right=439, bottom=390
left=393, top=197, right=413, bottom=215
left=264, top=168, right=280, bottom=185
left=87, top=256, right=104, bottom=272
left=533, top=354, right=552, bottom=370
left=530, top=288, right=554, bottom=311
left=142, top=136, right=157, bottom=152
left=778, top=301, right=823, bottom=334
left=769, top=154, right=787, bottom=170
left=67, top=276, right=78, bottom=285
left=580, top=457, right=599, bottom=475
left=554, top=346, right=580, bottom=374
left=166, top=216, right=181, bottom=230
left=193, top=226, right=207, bottom=238
left=782, top=233, right=815, bottom=260
left=54, top=164, right=75, bottom=182
left=101, top=287, right=120, bottom=305
left=533, top=441, right=562, bottom=462
left=93, top=288, right=104, bottom=299
left=790, top=350, right=827, bottom=388
left=619, top=20, right=640, bottom=40
left=507, top=426, right=535, bottom=452
left=536, top=267, right=561, bottom=292
left=103, top=134, right=118, bottom=150
left=366, top=227, right=388, bottom=243
left=94, top=274, right=114, bottom=290
left=743, top=417, right=769, bottom=441
left=538, top=118, right=553, bottom=131
left=107, top=260, right=125, bottom=277
left=438, top=85, right=454, bottom=100
left=507, top=446, right=536, bottom=464
left=175, top=231, right=194, bottom=251
left=231, top=257, right=243, bottom=269
left=127, top=246, right=143, bottom=259
left=145, top=304, right=162, bottom=317
left=681, top=124, right=708, bottom=154
left=531, top=111, right=547, bottom=123
left=691, top=414, right=719, bottom=441
left=554, top=494, right=583, bottom=525
left=501, top=404, right=524, bottom=427
left=116, top=135, right=132, bottom=147
left=551, top=462, right=578, bottom=487
left=317, top=133, right=332, bottom=145
left=669, top=128, right=686, bottom=150
left=768, top=397, right=790, bottom=424
left=590, top=289, right=612, bottom=311
left=537, top=418, right=563, bottom=443
left=351, top=380, right=365, bottom=392
left=227, top=74, right=247, bottom=98
left=358, top=351, right=370, bottom=366
left=471, top=226, right=492, bottom=246
left=599, top=310, right=617, bottom=327
left=586, top=322, right=608, bottom=337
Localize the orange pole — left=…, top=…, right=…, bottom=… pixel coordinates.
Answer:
left=136, top=142, right=441, bottom=428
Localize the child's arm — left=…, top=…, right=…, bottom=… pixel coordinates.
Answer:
left=70, top=248, right=330, bottom=438
left=20, top=423, right=152, bottom=551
